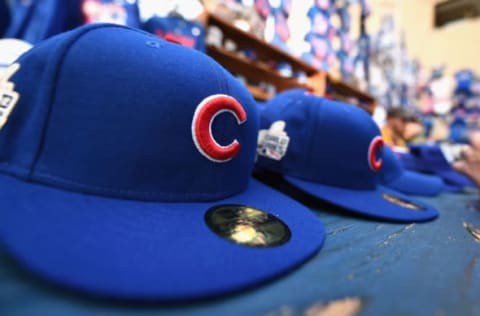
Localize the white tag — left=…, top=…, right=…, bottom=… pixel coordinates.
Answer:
left=257, top=121, right=290, bottom=161
left=0, top=63, right=20, bottom=129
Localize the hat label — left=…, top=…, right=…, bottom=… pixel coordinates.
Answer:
left=382, top=193, right=426, bottom=211
left=368, top=136, right=384, bottom=171
left=0, top=63, right=20, bottom=130
left=205, top=204, right=291, bottom=247
left=192, top=94, right=247, bottom=163
left=257, top=121, right=290, bottom=161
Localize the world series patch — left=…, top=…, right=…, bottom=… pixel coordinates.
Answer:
left=0, top=63, right=20, bottom=129
left=257, top=121, right=290, bottom=161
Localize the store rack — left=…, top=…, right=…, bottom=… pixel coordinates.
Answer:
left=205, top=12, right=376, bottom=113
left=326, top=74, right=377, bottom=114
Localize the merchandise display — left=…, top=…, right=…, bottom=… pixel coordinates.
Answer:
left=379, top=145, right=444, bottom=196
left=1, top=1, right=480, bottom=314
left=256, top=89, right=438, bottom=222
left=398, top=144, right=476, bottom=192
left=0, top=24, right=325, bottom=300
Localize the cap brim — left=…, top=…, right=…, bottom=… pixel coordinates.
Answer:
left=442, top=182, right=465, bottom=193
left=284, top=176, right=438, bottom=222
left=436, top=169, right=475, bottom=188
left=0, top=174, right=325, bottom=301
left=383, top=170, right=445, bottom=196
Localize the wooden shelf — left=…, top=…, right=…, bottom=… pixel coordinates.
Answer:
left=327, top=74, right=376, bottom=114
left=204, top=11, right=375, bottom=113
left=207, top=46, right=313, bottom=98
left=205, top=12, right=326, bottom=100
left=207, top=13, right=318, bottom=76
left=246, top=84, right=273, bottom=101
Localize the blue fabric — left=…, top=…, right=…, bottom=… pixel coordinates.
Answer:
left=0, top=176, right=324, bottom=301
left=0, top=0, right=10, bottom=37
left=399, top=144, right=475, bottom=190
left=2, top=192, right=480, bottom=315
left=256, top=89, right=438, bottom=222
left=4, top=0, right=35, bottom=39
left=308, top=1, right=335, bottom=17
left=4, top=0, right=82, bottom=44
left=5, top=24, right=256, bottom=200
left=4, top=0, right=141, bottom=44
left=449, top=116, right=469, bottom=143
left=379, top=146, right=444, bottom=196
left=337, top=6, right=351, bottom=32
left=454, top=69, right=475, bottom=95
left=143, top=16, right=206, bottom=52
left=285, top=177, right=438, bottom=222
left=20, top=0, right=71, bottom=44
left=0, top=24, right=325, bottom=301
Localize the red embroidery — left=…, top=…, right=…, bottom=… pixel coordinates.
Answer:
left=192, top=95, right=247, bottom=162
left=156, top=32, right=195, bottom=48
left=368, top=136, right=384, bottom=171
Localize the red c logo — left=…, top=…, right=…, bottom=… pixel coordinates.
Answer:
left=192, top=94, right=247, bottom=162
left=368, top=136, right=384, bottom=171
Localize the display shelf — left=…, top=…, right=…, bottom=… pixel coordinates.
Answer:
left=327, top=74, right=377, bottom=114
left=207, top=13, right=319, bottom=75
left=204, top=12, right=375, bottom=113
left=207, top=46, right=315, bottom=100
left=205, top=12, right=325, bottom=100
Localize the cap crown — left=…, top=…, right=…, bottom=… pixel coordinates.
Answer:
left=0, top=24, right=259, bottom=201
left=379, top=146, right=402, bottom=184
left=257, top=89, right=383, bottom=190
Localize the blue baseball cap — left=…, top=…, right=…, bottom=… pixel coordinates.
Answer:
left=0, top=24, right=325, bottom=301
left=0, top=0, right=9, bottom=37
left=399, top=144, right=475, bottom=191
left=256, top=89, right=438, bottom=222
left=454, top=69, right=475, bottom=95
left=19, top=0, right=71, bottom=44
left=379, top=145, right=445, bottom=196
left=4, top=0, right=80, bottom=45
left=3, top=0, right=35, bottom=40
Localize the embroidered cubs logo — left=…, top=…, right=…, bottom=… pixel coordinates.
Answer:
left=368, top=136, right=384, bottom=171
left=0, top=63, right=20, bottom=129
left=192, top=94, right=247, bottom=162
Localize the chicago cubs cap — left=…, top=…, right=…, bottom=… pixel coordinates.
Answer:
left=3, top=0, right=36, bottom=39
left=256, top=89, right=438, bottom=222
left=0, top=24, right=325, bottom=301
left=379, top=145, right=444, bottom=196
left=399, top=144, right=475, bottom=191
left=4, top=0, right=81, bottom=45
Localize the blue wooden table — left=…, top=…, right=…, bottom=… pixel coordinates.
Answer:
left=2, top=191, right=480, bottom=316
